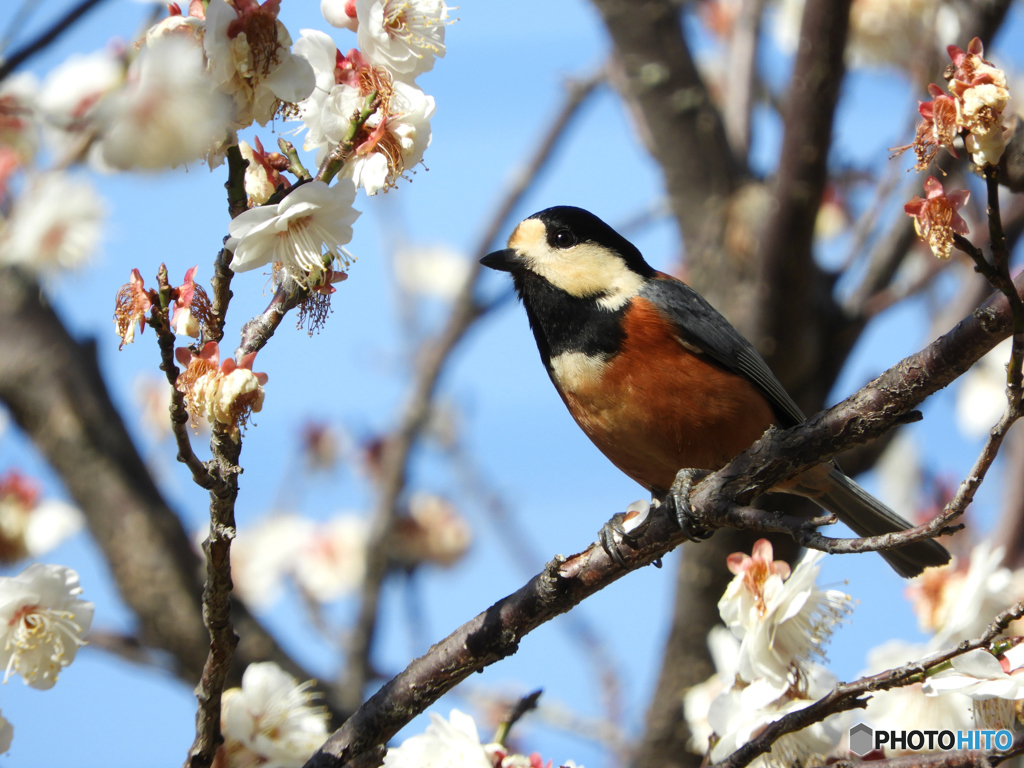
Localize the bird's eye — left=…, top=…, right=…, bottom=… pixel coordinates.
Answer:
left=551, top=229, right=576, bottom=249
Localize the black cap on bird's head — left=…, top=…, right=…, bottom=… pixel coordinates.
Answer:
left=481, top=207, right=656, bottom=309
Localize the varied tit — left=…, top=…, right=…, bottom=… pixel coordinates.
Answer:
left=480, top=206, right=950, bottom=578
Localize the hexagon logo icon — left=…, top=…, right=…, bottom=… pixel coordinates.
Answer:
left=850, top=723, right=874, bottom=756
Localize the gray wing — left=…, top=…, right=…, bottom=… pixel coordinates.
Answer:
left=640, top=276, right=806, bottom=427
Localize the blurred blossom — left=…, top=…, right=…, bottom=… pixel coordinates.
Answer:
left=175, top=342, right=268, bottom=438
left=295, top=514, right=369, bottom=601
left=0, top=712, right=11, bottom=753
left=222, top=514, right=313, bottom=608
left=203, top=0, right=316, bottom=129
left=719, top=540, right=851, bottom=689
left=37, top=47, right=125, bottom=162
left=907, top=540, right=1020, bottom=646
left=356, top=0, right=449, bottom=82
left=300, top=421, right=347, bottom=472
left=923, top=644, right=1024, bottom=729
left=774, top=0, right=956, bottom=70
left=812, top=187, right=848, bottom=241
left=227, top=179, right=360, bottom=291
left=94, top=37, right=231, bottom=170
left=707, top=665, right=842, bottom=768
left=294, top=31, right=435, bottom=194
left=0, top=471, right=84, bottom=563
left=218, top=661, right=328, bottom=768
left=0, top=173, right=105, bottom=274
left=0, top=73, right=39, bottom=168
left=904, top=176, right=969, bottom=261
left=862, top=640, right=974, bottom=751
left=382, top=709, right=494, bottom=768
left=956, top=338, right=1011, bottom=438
left=0, top=563, right=94, bottom=690
left=322, top=0, right=359, bottom=30
left=683, top=626, right=741, bottom=754
left=394, top=244, right=470, bottom=300
left=144, top=4, right=205, bottom=46
left=389, top=492, right=471, bottom=569
left=134, top=375, right=176, bottom=441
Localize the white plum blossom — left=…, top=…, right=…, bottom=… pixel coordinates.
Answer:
left=0, top=471, right=84, bottom=564
left=708, top=666, right=842, bottom=768
left=356, top=0, right=448, bottom=82
left=0, top=173, right=105, bottom=274
left=923, top=644, right=1024, bottom=729
left=203, top=0, right=316, bottom=128
left=382, top=709, right=493, bottom=768
left=293, top=30, right=435, bottom=194
left=324, top=77, right=434, bottom=194
left=0, top=72, right=40, bottom=167
left=294, top=514, right=369, bottom=601
left=227, top=180, right=360, bottom=289
left=219, top=662, right=328, bottom=768
left=719, top=540, right=851, bottom=688
left=0, top=564, right=94, bottom=690
left=683, top=626, right=741, bottom=754
left=94, top=37, right=231, bottom=170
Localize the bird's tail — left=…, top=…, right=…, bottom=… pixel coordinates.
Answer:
left=816, top=468, right=951, bottom=579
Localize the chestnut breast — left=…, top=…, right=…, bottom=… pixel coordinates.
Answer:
left=547, top=297, right=776, bottom=494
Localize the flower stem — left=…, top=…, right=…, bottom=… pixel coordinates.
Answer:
left=315, top=91, right=379, bottom=184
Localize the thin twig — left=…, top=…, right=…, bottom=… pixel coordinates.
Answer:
left=336, top=68, right=605, bottom=715
left=493, top=690, right=543, bottom=746
left=0, top=0, right=110, bottom=83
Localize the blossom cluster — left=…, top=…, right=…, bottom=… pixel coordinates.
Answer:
left=224, top=0, right=449, bottom=300
left=901, top=38, right=1012, bottom=261
left=909, top=38, right=1012, bottom=171
left=684, top=540, right=851, bottom=768
left=175, top=341, right=268, bottom=438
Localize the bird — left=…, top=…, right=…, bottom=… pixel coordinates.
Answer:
left=480, top=205, right=950, bottom=578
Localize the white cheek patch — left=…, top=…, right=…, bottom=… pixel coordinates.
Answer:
left=549, top=350, right=609, bottom=393
left=518, top=238, right=645, bottom=312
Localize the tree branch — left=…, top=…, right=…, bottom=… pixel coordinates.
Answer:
left=303, top=270, right=1024, bottom=768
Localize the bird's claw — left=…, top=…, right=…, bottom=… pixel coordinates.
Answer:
left=668, top=468, right=714, bottom=541
left=599, top=512, right=639, bottom=570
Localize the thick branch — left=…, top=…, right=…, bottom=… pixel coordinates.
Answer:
left=590, top=0, right=741, bottom=261
left=753, top=0, right=852, bottom=381
left=303, top=272, right=1024, bottom=768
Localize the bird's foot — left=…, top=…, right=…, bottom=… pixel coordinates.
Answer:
left=667, top=468, right=714, bottom=541
left=598, top=500, right=652, bottom=570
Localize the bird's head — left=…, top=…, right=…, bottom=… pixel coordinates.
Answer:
left=481, top=206, right=656, bottom=311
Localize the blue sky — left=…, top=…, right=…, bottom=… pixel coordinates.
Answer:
left=1, top=0, right=1023, bottom=766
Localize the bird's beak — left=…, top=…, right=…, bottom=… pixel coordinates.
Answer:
left=480, top=248, right=525, bottom=272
